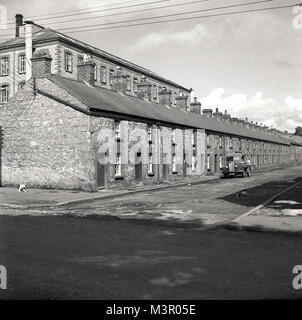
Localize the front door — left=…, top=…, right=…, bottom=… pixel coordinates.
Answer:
left=96, top=161, right=105, bottom=188
left=183, top=154, right=187, bottom=176
left=162, top=164, right=169, bottom=180
left=135, top=152, right=142, bottom=183
left=214, top=154, right=218, bottom=173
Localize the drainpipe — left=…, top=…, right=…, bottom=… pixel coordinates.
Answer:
left=25, top=20, right=33, bottom=81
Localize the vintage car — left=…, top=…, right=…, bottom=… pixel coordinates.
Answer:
left=221, top=153, right=252, bottom=178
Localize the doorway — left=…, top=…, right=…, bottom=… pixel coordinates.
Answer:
left=96, top=161, right=105, bottom=189
left=135, top=152, right=142, bottom=183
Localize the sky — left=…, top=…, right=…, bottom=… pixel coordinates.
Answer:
left=1, top=0, right=301, bottom=132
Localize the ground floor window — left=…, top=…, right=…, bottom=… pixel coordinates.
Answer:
left=206, top=155, right=210, bottom=171
left=0, top=84, right=9, bottom=103
left=148, top=154, right=153, bottom=174
left=172, top=154, right=177, bottom=173
left=219, top=155, right=223, bottom=168
left=115, top=154, right=122, bottom=176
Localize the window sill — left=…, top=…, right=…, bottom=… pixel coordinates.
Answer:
left=114, top=175, right=124, bottom=181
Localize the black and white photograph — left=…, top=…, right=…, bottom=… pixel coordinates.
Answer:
left=0, top=0, right=302, bottom=308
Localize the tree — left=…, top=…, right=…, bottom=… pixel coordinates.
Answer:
left=295, top=126, right=302, bottom=136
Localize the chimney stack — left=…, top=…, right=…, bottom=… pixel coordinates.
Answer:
left=238, top=119, right=245, bottom=127
left=137, top=81, right=152, bottom=101
left=25, top=21, right=33, bottom=81
left=77, top=60, right=96, bottom=86
left=244, top=118, right=250, bottom=129
left=15, top=14, right=23, bottom=38
left=190, top=97, right=201, bottom=114
left=31, top=50, right=52, bottom=79
left=202, top=109, right=213, bottom=118
left=213, top=108, right=223, bottom=121
left=111, top=70, right=129, bottom=94
left=175, top=95, right=188, bottom=111
left=159, top=88, right=173, bottom=107
left=222, top=110, right=231, bottom=123
left=230, top=117, right=239, bottom=126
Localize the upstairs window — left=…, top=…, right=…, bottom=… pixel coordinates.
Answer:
left=172, top=129, right=176, bottom=145
left=78, top=55, right=84, bottom=64
left=192, top=129, right=197, bottom=146
left=133, top=78, right=138, bottom=93
left=206, top=134, right=210, bottom=146
left=126, top=75, right=131, bottom=91
left=64, top=52, right=72, bottom=73
left=147, top=125, right=152, bottom=142
left=18, top=54, right=26, bottom=74
left=114, top=121, right=121, bottom=139
left=0, top=57, right=9, bottom=76
left=109, top=69, right=115, bottom=86
left=152, top=85, right=158, bottom=99
left=0, top=84, right=9, bottom=103
left=100, top=66, right=107, bottom=84
left=94, top=65, right=97, bottom=81
left=219, top=136, right=222, bottom=148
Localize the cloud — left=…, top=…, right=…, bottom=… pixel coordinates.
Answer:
left=273, top=59, right=295, bottom=69
left=126, top=24, right=214, bottom=52
left=200, top=88, right=302, bottom=132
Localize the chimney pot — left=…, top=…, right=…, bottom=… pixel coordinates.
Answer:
left=202, top=109, right=213, bottom=118
left=15, top=14, right=23, bottom=38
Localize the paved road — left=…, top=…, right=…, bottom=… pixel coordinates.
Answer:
left=0, top=215, right=302, bottom=299
left=53, top=165, right=302, bottom=226
left=0, top=165, right=302, bottom=300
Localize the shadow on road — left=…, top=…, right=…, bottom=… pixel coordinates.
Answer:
left=218, top=177, right=302, bottom=209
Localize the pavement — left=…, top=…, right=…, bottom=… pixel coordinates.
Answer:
left=0, top=174, right=219, bottom=210
left=229, top=178, right=302, bottom=233
left=1, top=165, right=302, bottom=234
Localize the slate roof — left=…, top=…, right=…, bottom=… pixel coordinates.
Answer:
left=46, top=75, right=293, bottom=146
left=0, top=26, right=190, bottom=92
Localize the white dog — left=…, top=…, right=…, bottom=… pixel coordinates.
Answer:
left=18, top=184, right=28, bottom=192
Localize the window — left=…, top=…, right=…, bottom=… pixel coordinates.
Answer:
left=109, top=69, right=115, bottom=85
left=148, top=154, right=153, bottom=174
left=192, top=155, right=196, bottom=171
left=94, top=65, right=97, bottom=81
left=114, top=121, right=121, bottom=139
left=219, top=155, right=223, bottom=168
left=206, top=134, right=210, bottom=146
left=147, top=125, right=152, bottom=142
left=18, top=81, right=25, bottom=90
left=172, top=129, right=176, bottom=145
left=0, top=84, right=9, bottom=103
left=192, top=129, right=197, bottom=146
left=18, top=54, right=26, bottom=74
left=133, top=78, right=138, bottom=93
left=126, top=75, right=131, bottom=91
left=115, top=154, right=122, bottom=177
left=0, top=57, right=9, bottom=76
left=230, top=138, right=233, bottom=149
left=219, top=136, right=222, bottom=148
left=78, top=55, right=84, bottom=64
left=206, top=155, right=210, bottom=171
left=100, top=66, right=107, bottom=84
left=64, top=52, right=72, bottom=72
left=239, top=139, right=242, bottom=149
left=153, top=85, right=158, bottom=99
left=172, top=154, right=177, bottom=173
